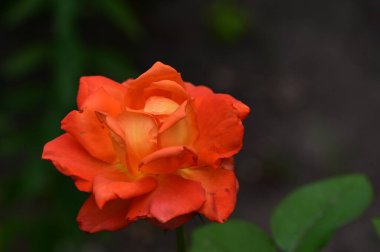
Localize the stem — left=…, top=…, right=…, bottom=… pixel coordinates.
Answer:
left=176, top=226, right=187, bottom=252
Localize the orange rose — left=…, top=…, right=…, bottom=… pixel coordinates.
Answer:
left=42, top=62, right=250, bottom=232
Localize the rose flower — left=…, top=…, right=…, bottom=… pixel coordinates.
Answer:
left=42, top=62, right=250, bottom=232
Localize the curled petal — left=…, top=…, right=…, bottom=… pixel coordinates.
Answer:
left=77, top=76, right=126, bottom=108
left=61, top=110, right=116, bottom=163
left=139, top=146, right=197, bottom=174
left=77, top=196, right=130, bottom=233
left=180, top=167, right=238, bottom=222
left=184, top=82, right=213, bottom=97
left=159, top=101, right=198, bottom=147
left=42, top=134, right=111, bottom=192
left=93, top=171, right=157, bottom=209
left=126, top=175, right=205, bottom=223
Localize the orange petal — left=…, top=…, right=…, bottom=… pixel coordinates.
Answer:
left=126, top=175, right=205, bottom=223
left=144, top=80, right=188, bottom=105
left=124, top=62, right=184, bottom=109
left=77, top=76, right=126, bottom=108
left=77, top=195, right=130, bottom=233
left=144, top=96, right=180, bottom=115
left=218, top=94, right=250, bottom=120
left=93, top=172, right=157, bottom=209
left=139, top=146, right=197, bottom=174
left=184, top=82, right=213, bottom=97
left=61, top=109, right=116, bottom=163
left=117, top=110, right=158, bottom=173
left=80, top=88, right=122, bottom=116
left=159, top=101, right=198, bottom=147
left=193, top=94, right=244, bottom=166
left=180, top=167, right=238, bottom=222
left=42, top=133, right=111, bottom=192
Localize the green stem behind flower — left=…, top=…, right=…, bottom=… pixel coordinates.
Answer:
left=176, top=226, right=187, bottom=252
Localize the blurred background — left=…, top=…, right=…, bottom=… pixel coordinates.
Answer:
left=1, top=0, right=379, bottom=251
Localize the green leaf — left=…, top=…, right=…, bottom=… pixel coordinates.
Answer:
left=373, top=218, right=380, bottom=238
left=271, top=174, right=373, bottom=252
left=93, top=0, right=143, bottom=40
left=2, top=0, right=46, bottom=26
left=190, top=219, right=276, bottom=252
left=3, top=43, right=48, bottom=78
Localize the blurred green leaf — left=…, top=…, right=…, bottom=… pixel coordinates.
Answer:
left=93, top=0, right=143, bottom=40
left=3, top=43, right=48, bottom=78
left=271, top=174, right=373, bottom=252
left=373, top=218, right=380, bottom=238
left=207, top=0, right=249, bottom=42
left=191, top=219, right=276, bottom=252
left=2, top=0, right=46, bottom=26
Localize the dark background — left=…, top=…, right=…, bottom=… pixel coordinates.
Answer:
left=1, top=0, right=379, bottom=251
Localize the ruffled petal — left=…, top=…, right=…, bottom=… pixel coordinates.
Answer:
left=124, top=62, right=185, bottom=109
left=180, top=167, right=238, bottom=222
left=93, top=171, right=157, bottom=209
left=139, top=146, right=197, bottom=174
left=126, top=175, right=205, bottom=223
left=42, top=133, right=111, bottom=191
left=193, top=94, right=244, bottom=166
left=77, top=76, right=126, bottom=108
left=77, top=195, right=130, bottom=233
left=61, top=110, right=116, bottom=163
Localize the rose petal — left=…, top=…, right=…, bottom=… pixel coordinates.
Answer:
left=185, top=82, right=250, bottom=120
left=77, top=76, right=126, bottom=108
left=80, top=88, right=122, bottom=116
left=159, top=101, right=198, bottom=147
left=180, top=167, right=238, bottom=222
left=77, top=195, right=130, bottom=233
left=193, top=94, right=244, bottom=166
left=93, top=172, right=157, bottom=209
left=117, top=110, right=158, bottom=173
left=42, top=133, right=111, bottom=192
left=126, top=175, right=205, bottom=223
left=139, top=146, right=197, bottom=174
left=61, top=109, right=116, bottom=163
left=144, top=96, right=180, bottom=115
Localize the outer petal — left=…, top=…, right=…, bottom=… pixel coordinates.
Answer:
left=80, top=88, right=123, bottom=116
left=77, top=196, right=130, bottom=233
left=93, top=171, right=157, bottom=209
left=184, top=82, right=213, bottom=97
left=77, top=76, right=126, bottom=108
left=126, top=175, right=205, bottom=223
left=139, top=146, right=197, bottom=174
left=193, top=94, right=244, bottom=166
left=185, top=82, right=250, bottom=120
left=61, top=109, right=116, bottom=163
left=180, top=167, right=238, bottom=223
left=42, top=133, right=111, bottom=191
